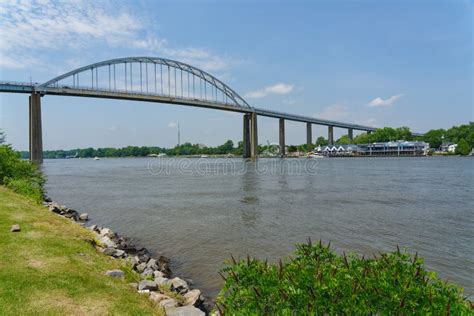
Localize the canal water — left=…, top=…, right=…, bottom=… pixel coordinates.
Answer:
left=43, top=157, right=473, bottom=298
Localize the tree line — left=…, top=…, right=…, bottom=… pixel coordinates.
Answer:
left=15, top=122, right=473, bottom=158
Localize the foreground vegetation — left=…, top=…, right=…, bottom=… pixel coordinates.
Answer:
left=0, top=187, right=163, bottom=315
left=0, top=135, right=45, bottom=203
left=217, top=241, right=471, bottom=314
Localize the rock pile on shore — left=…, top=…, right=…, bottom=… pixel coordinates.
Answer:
left=45, top=201, right=211, bottom=316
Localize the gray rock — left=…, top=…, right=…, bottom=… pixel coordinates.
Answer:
left=141, top=268, right=154, bottom=278
left=97, top=235, right=117, bottom=248
left=137, top=289, right=150, bottom=295
left=168, top=277, right=189, bottom=293
left=159, top=298, right=178, bottom=309
left=10, top=224, right=21, bottom=232
left=105, top=269, right=124, bottom=278
left=149, top=292, right=170, bottom=304
left=146, top=258, right=159, bottom=270
left=138, top=254, right=150, bottom=264
left=99, top=227, right=115, bottom=238
left=127, top=256, right=140, bottom=268
left=136, top=262, right=147, bottom=273
left=113, top=249, right=125, bottom=258
left=166, top=306, right=205, bottom=316
left=79, top=213, right=89, bottom=221
left=48, top=202, right=63, bottom=213
left=64, top=210, right=79, bottom=221
left=153, top=270, right=165, bottom=278
left=103, top=247, right=117, bottom=256
left=183, top=289, right=202, bottom=306
left=138, top=280, right=157, bottom=291
left=154, top=276, right=169, bottom=286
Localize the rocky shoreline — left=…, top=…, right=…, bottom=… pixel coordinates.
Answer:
left=43, top=198, right=213, bottom=316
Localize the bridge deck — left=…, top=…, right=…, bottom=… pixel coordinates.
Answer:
left=0, top=81, right=422, bottom=135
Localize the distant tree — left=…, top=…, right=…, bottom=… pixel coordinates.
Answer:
left=422, top=129, right=446, bottom=149
left=395, top=127, right=413, bottom=141
left=335, top=135, right=351, bottom=145
left=287, top=145, right=298, bottom=153
left=315, top=136, right=328, bottom=146
left=455, top=138, right=471, bottom=155
left=217, top=140, right=234, bottom=154
left=353, top=133, right=370, bottom=144
left=0, top=130, right=5, bottom=144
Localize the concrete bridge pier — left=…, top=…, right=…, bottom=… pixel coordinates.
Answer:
left=279, top=118, right=285, bottom=157
left=250, top=113, right=258, bottom=159
left=242, top=114, right=250, bottom=158
left=306, top=122, right=312, bottom=150
left=29, top=93, right=43, bottom=164
left=328, top=125, right=334, bottom=145
left=348, top=128, right=353, bottom=142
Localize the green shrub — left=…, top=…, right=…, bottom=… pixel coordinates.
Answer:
left=456, top=138, right=472, bottom=156
left=0, top=145, right=45, bottom=202
left=217, top=240, right=471, bottom=314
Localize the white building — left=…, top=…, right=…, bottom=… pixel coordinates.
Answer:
left=448, top=144, right=458, bottom=153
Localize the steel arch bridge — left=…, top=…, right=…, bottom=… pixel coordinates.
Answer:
left=0, top=56, right=423, bottom=163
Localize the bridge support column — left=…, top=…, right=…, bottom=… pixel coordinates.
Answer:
left=279, top=118, right=285, bottom=157
left=306, top=123, right=312, bottom=151
left=348, top=128, right=353, bottom=142
left=242, top=114, right=251, bottom=158
left=328, top=125, right=334, bottom=145
left=250, top=113, right=258, bottom=159
left=29, top=93, right=43, bottom=164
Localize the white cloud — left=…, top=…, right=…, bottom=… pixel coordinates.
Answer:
left=356, top=118, right=378, bottom=127
left=168, top=122, right=177, bottom=128
left=368, top=94, right=404, bottom=107
left=313, top=104, right=349, bottom=120
left=245, top=83, right=294, bottom=98
left=0, top=0, right=233, bottom=73
left=283, top=98, right=297, bottom=106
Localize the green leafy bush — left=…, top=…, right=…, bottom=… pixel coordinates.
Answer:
left=0, top=145, right=45, bottom=202
left=217, top=241, right=471, bottom=314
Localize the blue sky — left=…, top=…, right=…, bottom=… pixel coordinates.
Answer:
left=0, top=0, right=472, bottom=150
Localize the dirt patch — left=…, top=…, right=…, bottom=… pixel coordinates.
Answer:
left=25, top=230, right=44, bottom=239
left=29, top=290, right=109, bottom=315
left=33, top=221, right=57, bottom=230
left=20, top=251, right=69, bottom=272
left=27, top=259, right=45, bottom=269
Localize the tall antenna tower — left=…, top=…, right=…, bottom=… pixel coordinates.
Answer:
left=178, top=123, right=181, bottom=146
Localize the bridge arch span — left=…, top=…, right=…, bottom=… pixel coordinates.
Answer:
left=39, top=57, right=252, bottom=111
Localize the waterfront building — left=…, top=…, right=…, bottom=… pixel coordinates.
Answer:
left=314, top=141, right=429, bottom=157
left=440, top=142, right=453, bottom=152
left=447, top=144, right=458, bottom=153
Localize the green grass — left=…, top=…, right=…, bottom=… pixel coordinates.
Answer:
left=0, top=186, right=164, bottom=315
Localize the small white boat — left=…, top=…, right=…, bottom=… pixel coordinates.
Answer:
left=93, top=156, right=100, bottom=160
left=200, top=154, right=209, bottom=158
left=307, top=153, right=325, bottom=158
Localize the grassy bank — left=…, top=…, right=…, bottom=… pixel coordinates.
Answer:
left=0, top=187, right=163, bottom=315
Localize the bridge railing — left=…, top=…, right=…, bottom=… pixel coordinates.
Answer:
left=42, top=83, right=247, bottom=108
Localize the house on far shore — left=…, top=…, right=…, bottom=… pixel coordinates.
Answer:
left=440, top=142, right=453, bottom=153
left=447, top=144, right=458, bottom=153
